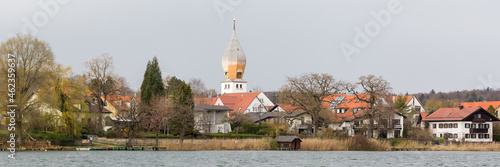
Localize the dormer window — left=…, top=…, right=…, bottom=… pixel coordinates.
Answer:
left=237, top=72, right=242, bottom=78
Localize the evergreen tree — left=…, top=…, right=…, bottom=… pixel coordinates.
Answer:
left=140, top=57, right=165, bottom=105
left=394, top=95, right=410, bottom=115
left=166, top=76, right=183, bottom=96
left=169, top=81, right=195, bottom=144
left=430, top=89, right=436, bottom=95
left=487, top=105, right=496, bottom=116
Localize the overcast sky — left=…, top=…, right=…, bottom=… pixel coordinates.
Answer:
left=2, top=0, right=500, bottom=94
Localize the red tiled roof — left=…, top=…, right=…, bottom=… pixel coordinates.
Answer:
left=104, top=95, right=133, bottom=111
left=218, top=92, right=261, bottom=114
left=194, top=97, right=217, bottom=105
left=460, top=101, right=500, bottom=110
left=276, top=103, right=301, bottom=112
left=323, top=94, right=370, bottom=118
left=392, top=95, right=415, bottom=105
left=422, top=107, right=487, bottom=121
left=420, top=112, right=428, bottom=119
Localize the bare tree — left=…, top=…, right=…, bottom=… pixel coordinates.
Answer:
left=0, top=34, right=55, bottom=145
left=84, top=53, right=116, bottom=131
left=113, top=75, right=133, bottom=96
left=279, top=73, right=341, bottom=137
left=343, top=74, right=392, bottom=138
left=188, top=78, right=207, bottom=97
left=148, top=96, right=171, bottom=147
left=122, top=96, right=144, bottom=147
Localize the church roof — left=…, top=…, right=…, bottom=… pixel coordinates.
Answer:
left=221, top=18, right=246, bottom=80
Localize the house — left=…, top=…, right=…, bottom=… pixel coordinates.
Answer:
left=422, top=106, right=499, bottom=142
left=194, top=104, right=233, bottom=133
left=246, top=111, right=311, bottom=134
left=341, top=109, right=406, bottom=138
left=276, top=136, right=302, bottom=150
left=391, top=95, right=426, bottom=114
left=214, top=92, right=275, bottom=115
left=460, top=101, right=500, bottom=118
left=84, top=98, right=113, bottom=131
left=103, top=95, right=137, bottom=118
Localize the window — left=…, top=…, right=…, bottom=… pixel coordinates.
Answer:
left=454, top=134, right=458, bottom=138
left=341, top=108, right=346, bottom=114
left=355, top=99, right=359, bottom=103
left=444, top=124, right=448, bottom=128
left=472, top=124, right=476, bottom=129
left=485, top=134, right=490, bottom=138
left=471, top=134, right=476, bottom=138
left=440, top=134, right=443, bottom=137
left=341, top=99, right=347, bottom=103
left=439, top=124, right=443, bottom=128
left=479, top=124, right=483, bottom=129
left=465, top=123, right=470, bottom=128
left=486, top=124, right=490, bottom=129
left=477, top=114, right=481, bottom=119
left=454, top=123, right=458, bottom=128
left=433, top=124, right=437, bottom=129
left=433, top=134, right=436, bottom=138
left=237, top=72, right=242, bottom=78
left=336, top=109, right=340, bottom=114
left=393, top=119, right=401, bottom=125
left=478, top=134, right=483, bottom=139
left=465, top=134, right=470, bottom=138
left=449, top=123, right=453, bottom=128
left=348, top=99, right=352, bottom=103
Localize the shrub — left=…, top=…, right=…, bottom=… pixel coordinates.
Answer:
left=270, top=140, right=280, bottom=150
left=97, top=130, right=105, bottom=137
left=494, top=135, right=500, bottom=142
left=256, top=130, right=265, bottom=135
left=105, top=130, right=124, bottom=138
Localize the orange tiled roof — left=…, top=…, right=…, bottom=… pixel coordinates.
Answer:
left=323, top=94, right=370, bottom=118
left=420, top=112, right=428, bottom=119
left=460, top=101, right=500, bottom=110
left=276, top=103, right=301, bottom=112
left=194, top=97, right=218, bottom=105
left=104, top=95, right=133, bottom=111
left=218, top=92, right=261, bottom=114
left=392, top=95, right=415, bottom=105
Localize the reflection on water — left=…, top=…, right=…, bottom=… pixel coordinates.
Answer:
left=1, top=151, right=498, bottom=166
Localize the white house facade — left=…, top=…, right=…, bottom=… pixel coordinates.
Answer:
left=423, top=106, right=499, bottom=142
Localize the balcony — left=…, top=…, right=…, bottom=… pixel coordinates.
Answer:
left=470, top=128, right=488, bottom=133
left=472, top=119, right=487, bottom=123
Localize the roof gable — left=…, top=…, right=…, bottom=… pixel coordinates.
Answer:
left=423, top=107, right=499, bottom=121
left=218, top=92, right=262, bottom=114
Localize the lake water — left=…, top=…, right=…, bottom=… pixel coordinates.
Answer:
left=1, top=151, right=498, bottom=166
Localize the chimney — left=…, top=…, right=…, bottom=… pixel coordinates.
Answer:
left=458, top=105, right=464, bottom=109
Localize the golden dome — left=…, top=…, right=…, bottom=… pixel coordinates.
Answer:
left=222, top=20, right=246, bottom=80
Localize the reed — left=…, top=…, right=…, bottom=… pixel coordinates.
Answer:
left=158, top=138, right=273, bottom=150
left=428, top=142, right=500, bottom=151
left=301, top=136, right=391, bottom=151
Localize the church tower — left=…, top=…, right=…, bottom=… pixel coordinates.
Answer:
left=221, top=17, right=247, bottom=94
